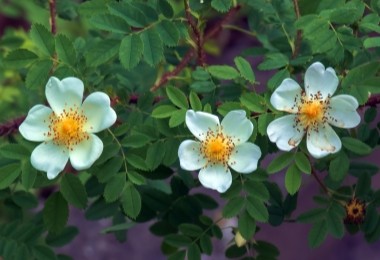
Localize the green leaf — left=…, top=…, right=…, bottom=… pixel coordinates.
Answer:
left=178, top=224, right=203, bottom=237
left=364, top=37, right=380, bottom=48
left=108, top=2, right=147, bottom=28
left=190, top=81, right=216, bottom=93
left=146, top=142, right=166, bottom=171
left=33, top=245, right=58, bottom=260
left=90, top=14, right=131, bottom=34
left=46, top=226, right=79, bottom=247
left=238, top=210, right=256, bottom=240
left=30, top=24, right=55, bottom=56
left=43, top=192, right=68, bottom=233
left=211, top=0, right=232, bottom=13
left=244, top=181, right=270, bottom=201
left=119, top=34, right=143, bottom=70
left=141, top=28, right=163, bottom=66
left=169, top=109, right=187, bottom=128
left=329, top=152, right=349, bottom=181
left=246, top=197, right=269, bottom=222
left=187, top=244, right=201, bottom=260
left=85, top=198, right=119, bottom=220
left=208, top=65, right=239, bottom=80
left=60, top=174, right=87, bottom=209
left=26, top=59, right=53, bottom=89
left=3, top=49, right=38, bottom=68
left=165, top=234, right=192, bottom=247
left=127, top=171, right=146, bottom=185
left=86, top=39, right=120, bottom=67
left=257, top=113, right=275, bottom=135
left=364, top=107, right=377, bottom=123
left=12, top=191, right=38, bottom=209
left=295, top=152, right=311, bottom=174
left=166, top=86, right=189, bottom=109
left=200, top=235, right=213, bottom=255
left=0, top=163, right=21, bottom=190
left=152, top=105, right=178, bottom=118
left=308, top=220, right=328, bottom=248
left=21, top=160, right=37, bottom=190
left=158, top=0, right=174, bottom=18
left=285, top=164, right=302, bottom=195
left=297, top=208, right=326, bottom=223
left=189, top=91, right=202, bottom=111
left=126, top=154, right=148, bottom=171
left=258, top=53, right=289, bottom=70
left=104, top=174, right=126, bottom=202
left=356, top=173, right=371, bottom=199
left=326, top=209, right=344, bottom=238
left=101, top=222, right=135, bottom=235
left=55, top=34, right=77, bottom=66
left=121, top=134, right=151, bottom=148
left=120, top=183, right=141, bottom=219
left=156, top=20, right=180, bottom=47
left=240, top=93, right=266, bottom=113
left=267, top=152, right=294, bottom=174
left=342, top=137, right=372, bottom=155
left=217, top=101, right=242, bottom=116
left=0, top=143, right=29, bottom=160
left=192, top=67, right=211, bottom=81
left=222, top=197, right=245, bottom=218
left=234, top=56, right=255, bottom=83
left=79, top=0, right=106, bottom=16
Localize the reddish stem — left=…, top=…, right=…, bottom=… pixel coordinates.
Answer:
left=48, top=0, right=56, bottom=35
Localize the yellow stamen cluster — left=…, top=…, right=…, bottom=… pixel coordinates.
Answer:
left=45, top=105, right=88, bottom=150
left=344, top=198, right=366, bottom=224
left=199, top=127, right=235, bottom=167
left=293, top=89, right=333, bottom=134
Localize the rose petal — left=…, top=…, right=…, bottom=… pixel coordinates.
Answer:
left=31, top=141, right=69, bottom=179
left=69, top=134, right=103, bottom=170
left=198, top=164, right=232, bottom=193
left=82, top=92, right=117, bottom=133
left=307, top=123, right=341, bottom=159
left=19, top=105, right=53, bottom=142
left=178, top=140, right=206, bottom=171
left=45, top=77, right=84, bottom=115
left=267, top=115, right=305, bottom=151
left=270, top=78, right=302, bottom=113
left=327, top=94, right=360, bottom=128
left=185, top=110, right=219, bottom=141
left=221, top=110, right=253, bottom=145
left=304, top=62, right=339, bottom=99
left=228, top=142, right=261, bottom=174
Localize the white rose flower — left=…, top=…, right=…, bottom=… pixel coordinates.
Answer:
left=178, top=110, right=261, bottom=193
left=267, top=62, right=361, bottom=158
left=19, top=77, right=117, bottom=179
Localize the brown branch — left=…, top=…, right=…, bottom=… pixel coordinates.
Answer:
left=291, top=0, right=302, bottom=59
left=311, top=169, right=329, bottom=195
left=150, top=5, right=241, bottom=92
left=48, top=0, right=57, bottom=35
left=184, top=0, right=205, bottom=66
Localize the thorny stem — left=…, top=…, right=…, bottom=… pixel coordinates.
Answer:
left=150, top=5, right=241, bottom=92
left=48, top=0, right=57, bottom=35
left=184, top=0, right=205, bottom=66
left=292, top=0, right=302, bottom=59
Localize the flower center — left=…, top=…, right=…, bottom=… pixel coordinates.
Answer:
left=46, top=106, right=88, bottom=150
left=200, top=130, right=234, bottom=166
left=344, top=198, right=366, bottom=224
left=295, top=90, right=331, bottom=131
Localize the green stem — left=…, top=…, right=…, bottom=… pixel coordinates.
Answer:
left=108, top=129, right=128, bottom=173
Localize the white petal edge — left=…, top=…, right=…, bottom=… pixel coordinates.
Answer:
left=198, top=164, right=232, bottom=193
left=19, top=105, right=53, bottom=142
left=307, top=123, right=342, bottom=159
left=267, top=115, right=305, bottom=151
left=185, top=110, right=220, bottom=141
left=221, top=110, right=253, bottom=145
left=270, top=78, right=302, bottom=113
left=69, top=134, right=103, bottom=170
left=82, top=92, right=117, bottom=133
left=304, top=62, right=339, bottom=99
left=178, top=140, right=206, bottom=171
left=45, top=76, right=84, bottom=115
left=31, top=141, right=69, bottom=179
left=327, top=94, right=360, bottom=128
left=228, top=142, right=261, bottom=174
